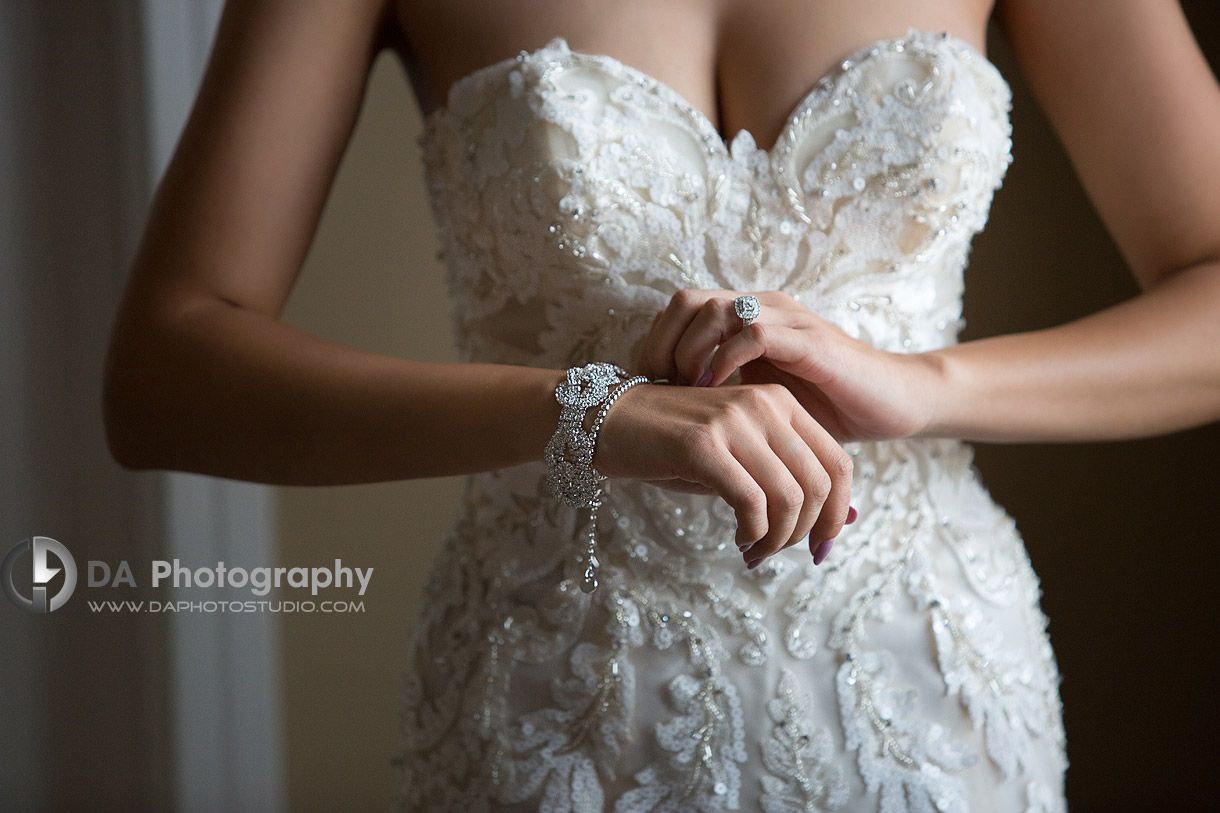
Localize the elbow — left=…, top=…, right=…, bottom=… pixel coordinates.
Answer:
left=104, top=431, right=146, bottom=472
left=101, top=316, right=176, bottom=472
left=102, top=352, right=154, bottom=471
left=102, top=288, right=224, bottom=472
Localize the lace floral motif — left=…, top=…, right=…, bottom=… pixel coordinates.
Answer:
left=616, top=672, right=748, bottom=811
left=761, top=668, right=849, bottom=812
left=396, top=26, right=1066, bottom=813
left=496, top=643, right=633, bottom=809
left=831, top=562, right=977, bottom=813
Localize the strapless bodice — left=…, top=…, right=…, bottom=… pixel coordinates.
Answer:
left=417, top=28, right=1013, bottom=369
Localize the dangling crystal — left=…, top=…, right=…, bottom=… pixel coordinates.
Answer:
left=581, top=568, right=599, bottom=593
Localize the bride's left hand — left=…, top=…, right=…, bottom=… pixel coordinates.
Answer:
left=635, top=289, right=947, bottom=443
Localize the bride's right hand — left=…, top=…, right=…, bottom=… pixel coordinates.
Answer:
left=592, top=381, right=853, bottom=566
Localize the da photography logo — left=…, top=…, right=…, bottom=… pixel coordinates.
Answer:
left=3, top=536, right=78, bottom=613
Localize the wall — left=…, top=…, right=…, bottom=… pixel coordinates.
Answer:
left=275, top=53, right=459, bottom=811
left=278, top=5, right=1220, bottom=811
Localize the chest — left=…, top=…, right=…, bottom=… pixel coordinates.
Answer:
left=390, top=0, right=994, bottom=150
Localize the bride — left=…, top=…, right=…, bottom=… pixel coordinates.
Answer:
left=102, top=0, right=1220, bottom=810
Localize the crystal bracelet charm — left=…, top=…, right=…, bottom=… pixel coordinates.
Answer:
left=545, top=362, right=651, bottom=593
left=546, top=362, right=626, bottom=507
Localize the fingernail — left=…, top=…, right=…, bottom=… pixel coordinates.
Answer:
left=696, top=369, right=713, bottom=387
left=738, top=540, right=756, bottom=554
left=812, top=538, right=835, bottom=566
left=747, top=557, right=764, bottom=570
left=846, top=506, right=858, bottom=525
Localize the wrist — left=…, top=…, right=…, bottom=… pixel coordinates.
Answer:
left=541, top=362, right=649, bottom=594
left=528, top=368, right=569, bottom=465
left=910, top=348, right=957, bottom=438
left=542, top=362, right=646, bottom=502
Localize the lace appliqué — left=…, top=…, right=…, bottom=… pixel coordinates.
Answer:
left=761, top=668, right=849, bottom=812
left=832, top=563, right=977, bottom=813
left=616, top=673, right=748, bottom=812
left=496, top=643, right=634, bottom=810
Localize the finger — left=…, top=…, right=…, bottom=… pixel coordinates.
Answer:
left=643, top=289, right=724, bottom=384
left=681, top=435, right=770, bottom=549
left=633, top=309, right=666, bottom=372
left=672, top=296, right=740, bottom=386
left=788, top=405, right=853, bottom=560
left=727, top=423, right=807, bottom=563
left=707, top=320, right=824, bottom=388
left=764, top=419, right=835, bottom=556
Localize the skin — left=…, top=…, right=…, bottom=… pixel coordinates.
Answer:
left=103, top=0, right=1220, bottom=573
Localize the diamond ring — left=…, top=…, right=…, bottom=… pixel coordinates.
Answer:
left=734, top=294, right=761, bottom=327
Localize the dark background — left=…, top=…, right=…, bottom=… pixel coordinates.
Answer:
left=967, top=2, right=1220, bottom=809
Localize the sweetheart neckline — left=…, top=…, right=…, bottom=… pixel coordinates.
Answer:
left=421, top=26, right=1008, bottom=158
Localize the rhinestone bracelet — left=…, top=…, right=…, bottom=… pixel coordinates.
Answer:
left=544, top=362, right=657, bottom=593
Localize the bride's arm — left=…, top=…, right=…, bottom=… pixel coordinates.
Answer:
left=925, top=0, right=1220, bottom=442
left=102, top=0, right=571, bottom=484
left=927, top=264, right=1220, bottom=442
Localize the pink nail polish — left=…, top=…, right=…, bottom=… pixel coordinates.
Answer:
left=696, top=369, right=713, bottom=387
left=747, top=557, right=764, bottom=570
left=846, top=506, right=858, bottom=525
left=812, top=538, right=835, bottom=566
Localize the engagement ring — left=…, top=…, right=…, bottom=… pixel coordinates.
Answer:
left=734, top=294, right=760, bottom=327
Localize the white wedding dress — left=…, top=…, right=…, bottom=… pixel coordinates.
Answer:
left=393, top=28, right=1068, bottom=812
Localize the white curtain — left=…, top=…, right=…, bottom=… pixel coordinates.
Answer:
left=0, top=1, right=284, bottom=809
